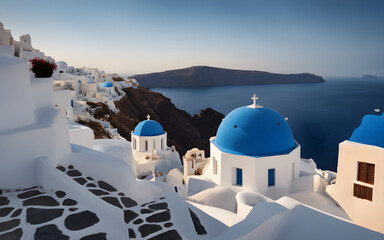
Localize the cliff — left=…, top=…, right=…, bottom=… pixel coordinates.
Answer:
left=130, top=66, right=325, bottom=88
left=86, top=86, right=224, bottom=157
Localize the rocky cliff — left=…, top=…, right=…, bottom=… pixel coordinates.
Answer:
left=86, top=86, right=224, bottom=157
left=130, top=66, right=325, bottom=88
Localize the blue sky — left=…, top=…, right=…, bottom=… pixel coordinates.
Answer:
left=0, top=0, right=383, bottom=76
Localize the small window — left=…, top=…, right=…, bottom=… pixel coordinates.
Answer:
left=268, top=169, right=275, bottom=187
left=153, top=139, right=156, bottom=150
left=161, top=138, right=164, bottom=150
left=236, top=168, right=242, bottom=186
left=59, top=71, right=63, bottom=73
left=354, top=183, right=373, bottom=201
left=357, top=162, right=375, bottom=185
left=145, top=140, right=148, bottom=151
left=212, top=157, right=218, bottom=174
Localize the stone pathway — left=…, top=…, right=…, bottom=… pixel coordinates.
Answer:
left=58, top=165, right=187, bottom=239
left=0, top=186, right=104, bottom=240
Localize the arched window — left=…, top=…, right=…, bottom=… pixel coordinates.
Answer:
left=145, top=140, right=148, bottom=151
left=161, top=138, right=164, bottom=150
left=133, top=138, right=136, bottom=150
left=153, top=139, right=156, bottom=150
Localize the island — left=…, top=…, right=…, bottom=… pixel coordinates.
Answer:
left=129, top=66, right=325, bottom=88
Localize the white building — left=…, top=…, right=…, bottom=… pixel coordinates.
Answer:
left=327, top=113, right=384, bottom=234
left=131, top=115, right=181, bottom=178
left=189, top=95, right=300, bottom=194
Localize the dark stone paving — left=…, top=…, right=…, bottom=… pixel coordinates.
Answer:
left=189, top=208, right=207, bottom=235
left=86, top=183, right=97, bottom=188
left=0, top=207, right=14, bottom=217
left=164, top=222, right=173, bottom=228
left=124, top=210, right=139, bottom=224
left=64, top=211, right=100, bottom=231
left=55, top=191, right=66, bottom=198
left=0, top=219, right=20, bottom=232
left=10, top=209, right=22, bottom=218
left=133, top=218, right=144, bottom=225
left=89, top=189, right=109, bottom=196
left=141, top=209, right=154, bottom=214
left=17, top=190, right=43, bottom=199
left=0, top=228, right=23, bottom=240
left=121, top=197, right=137, bottom=208
left=57, top=166, right=66, bottom=172
left=34, top=224, right=69, bottom=240
left=148, top=203, right=168, bottom=211
left=102, top=197, right=123, bottom=209
left=80, top=232, right=107, bottom=240
left=74, top=177, right=87, bottom=185
left=139, top=224, right=162, bottom=238
left=67, top=170, right=82, bottom=177
left=148, top=230, right=182, bottom=240
left=146, top=211, right=171, bottom=223
left=69, top=208, right=78, bottom=212
left=129, top=228, right=136, bottom=238
left=98, top=181, right=117, bottom=192
left=63, top=199, right=77, bottom=206
left=0, top=197, right=9, bottom=206
left=23, top=196, right=60, bottom=206
left=26, top=208, right=64, bottom=225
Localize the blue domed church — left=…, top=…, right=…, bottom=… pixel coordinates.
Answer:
left=205, top=95, right=301, bottom=193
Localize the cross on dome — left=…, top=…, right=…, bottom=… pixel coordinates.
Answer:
left=146, top=114, right=151, bottom=120
left=247, top=94, right=262, bottom=109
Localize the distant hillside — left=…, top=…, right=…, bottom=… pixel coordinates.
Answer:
left=130, top=66, right=325, bottom=88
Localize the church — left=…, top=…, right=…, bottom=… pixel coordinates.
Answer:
left=131, top=115, right=181, bottom=178
left=199, top=95, right=301, bottom=193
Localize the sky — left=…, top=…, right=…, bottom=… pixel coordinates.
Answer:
left=0, top=0, right=383, bottom=76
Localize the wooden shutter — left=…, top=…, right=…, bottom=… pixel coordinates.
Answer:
left=354, top=183, right=373, bottom=201
left=357, top=162, right=367, bottom=182
left=367, top=163, right=375, bottom=185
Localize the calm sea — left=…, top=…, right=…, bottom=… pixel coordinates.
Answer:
left=152, top=77, right=384, bottom=172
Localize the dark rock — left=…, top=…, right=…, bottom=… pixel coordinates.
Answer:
left=101, top=197, right=122, bottom=209
left=89, top=189, right=109, bottom=196
left=0, top=219, right=20, bottom=232
left=148, top=230, right=182, bottom=240
left=63, top=199, right=77, bottom=206
left=55, top=191, right=66, bottom=198
left=86, top=177, right=94, bottom=181
left=121, top=197, right=137, bottom=208
left=73, top=177, right=87, bottom=185
left=138, top=224, right=162, bottom=238
left=0, top=228, right=22, bottom=240
left=17, top=190, right=43, bottom=199
left=67, top=170, right=82, bottom=177
left=34, top=224, right=69, bottom=240
left=69, top=208, right=78, bottom=212
left=0, top=207, right=14, bottom=217
left=11, top=209, right=22, bottom=218
left=148, top=202, right=168, bottom=210
left=124, top=210, right=138, bottom=224
left=64, top=211, right=100, bottom=231
left=23, top=196, right=60, bottom=207
left=98, top=181, right=117, bottom=192
left=0, top=197, right=9, bottom=206
left=68, top=165, right=74, bottom=169
left=141, top=209, right=154, bottom=214
left=80, top=232, right=107, bottom=240
left=26, top=208, right=64, bottom=225
left=146, top=211, right=171, bottom=223
left=128, top=228, right=136, bottom=238
left=57, top=166, right=66, bottom=172
left=118, top=192, right=125, bottom=196
left=86, top=183, right=97, bottom=188
left=133, top=218, right=143, bottom=225
left=189, top=208, right=207, bottom=235
left=164, top=222, right=173, bottom=228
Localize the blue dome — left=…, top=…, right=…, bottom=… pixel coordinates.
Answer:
left=133, top=120, right=164, bottom=136
left=349, top=113, right=384, bottom=148
left=100, top=81, right=113, bottom=88
left=213, top=106, right=296, bottom=157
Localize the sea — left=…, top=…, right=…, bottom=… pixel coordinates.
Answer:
left=152, top=77, right=384, bottom=172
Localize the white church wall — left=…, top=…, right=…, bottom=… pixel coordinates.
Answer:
left=133, top=133, right=167, bottom=153
left=327, top=140, right=384, bottom=234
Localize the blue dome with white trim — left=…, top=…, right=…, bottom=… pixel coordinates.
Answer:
left=213, top=106, right=296, bottom=157
left=133, top=120, right=164, bottom=136
left=349, top=113, right=384, bottom=148
left=100, top=81, right=113, bottom=88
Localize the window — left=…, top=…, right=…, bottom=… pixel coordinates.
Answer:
left=153, top=140, right=156, bottom=150
left=354, top=183, right=373, bottom=201
left=133, top=138, right=136, bottom=150
left=292, top=163, right=295, bottom=181
left=357, top=162, right=375, bottom=185
left=268, top=169, right=275, bottom=187
left=161, top=138, right=163, bottom=150
left=212, top=157, right=218, bottom=174
left=145, top=141, right=148, bottom=151
left=236, top=168, right=242, bottom=186
left=59, top=71, right=63, bottom=73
